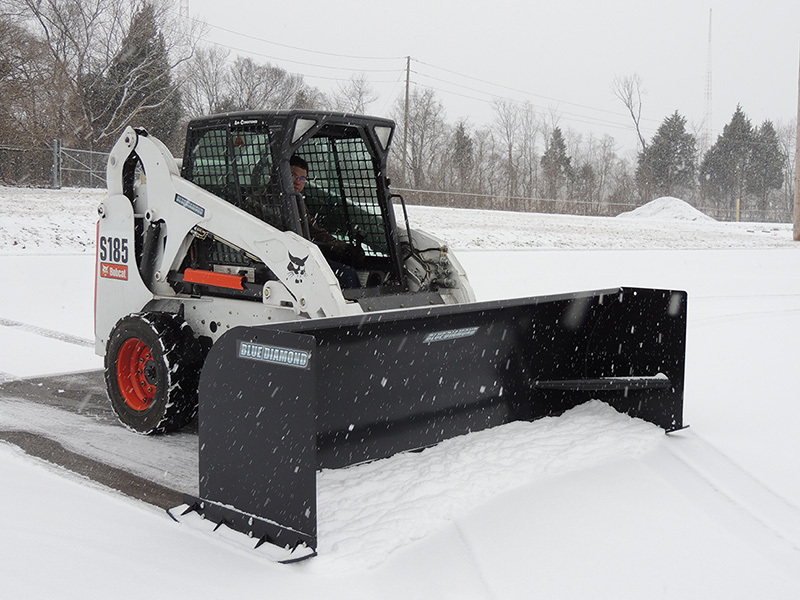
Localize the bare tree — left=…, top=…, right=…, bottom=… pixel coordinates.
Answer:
left=612, top=73, right=647, bottom=153
left=392, top=87, right=447, bottom=189
left=182, top=45, right=326, bottom=118
left=594, top=134, right=619, bottom=210
left=333, top=73, right=377, bottom=114
left=290, top=85, right=329, bottom=110
left=541, top=106, right=563, bottom=142
left=182, top=45, right=231, bottom=117
left=776, top=118, right=797, bottom=219
left=492, top=98, right=521, bottom=200
left=606, top=156, right=638, bottom=213
left=0, top=15, right=67, bottom=146
left=517, top=103, right=541, bottom=201
left=471, top=126, right=498, bottom=201
left=5, top=0, right=200, bottom=149
left=612, top=73, right=652, bottom=202
left=227, top=56, right=307, bottom=110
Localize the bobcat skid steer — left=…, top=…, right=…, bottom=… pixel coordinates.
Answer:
left=95, top=110, right=687, bottom=560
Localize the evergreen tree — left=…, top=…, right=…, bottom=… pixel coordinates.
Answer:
left=638, top=111, right=696, bottom=199
left=572, top=163, right=597, bottom=212
left=91, top=2, right=181, bottom=148
left=452, top=120, right=474, bottom=193
left=700, top=105, right=753, bottom=215
left=700, top=107, right=787, bottom=218
left=747, top=120, right=784, bottom=214
left=541, top=127, right=572, bottom=200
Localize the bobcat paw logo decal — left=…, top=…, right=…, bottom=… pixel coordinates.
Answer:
left=287, top=252, right=308, bottom=283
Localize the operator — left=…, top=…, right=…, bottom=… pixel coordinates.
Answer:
left=290, top=155, right=363, bottom=289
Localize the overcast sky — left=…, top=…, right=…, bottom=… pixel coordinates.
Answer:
left=189, top=0, right=800, bottom=155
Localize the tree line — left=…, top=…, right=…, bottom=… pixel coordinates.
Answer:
left=1, top=0, right=795, bottom=221
left=392, top=89, right=795, bottom=222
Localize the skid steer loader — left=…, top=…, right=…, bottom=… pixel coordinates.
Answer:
left=96, top=110, right=687, bottom=561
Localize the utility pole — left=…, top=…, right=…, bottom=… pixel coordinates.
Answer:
left=701, top=9, right=713, bottom=157
left=794, top=42, right=800, bottom=241
left=402, top=56, right=410, bottom=186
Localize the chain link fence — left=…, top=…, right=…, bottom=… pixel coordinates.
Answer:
left=395, top=187, right=649, bottom=219
left=393, top=187, right=793, bottom=223
left=0, top=141, right=791, bottom=223
left=0, top=145, right=52, bottom=187
left=52, top=141, right=109, bottom=188
left=694, top=197, right=793, bottom=223
left=0, top=141, right=108, bottom=188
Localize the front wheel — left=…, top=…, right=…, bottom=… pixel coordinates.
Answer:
left=105, top=312, right=202, bottom=434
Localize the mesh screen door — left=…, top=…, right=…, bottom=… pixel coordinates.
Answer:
left=183, top=124, right=282, bottom=267
left=184, top=125, right=282, bottom=228
left=296, top=134, right=390, bottom=259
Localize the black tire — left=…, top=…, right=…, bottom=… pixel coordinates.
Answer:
left=105, top=312, right=202, bottom=434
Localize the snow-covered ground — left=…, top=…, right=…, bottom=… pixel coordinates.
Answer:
left=1, top=185, right=800, bottom=598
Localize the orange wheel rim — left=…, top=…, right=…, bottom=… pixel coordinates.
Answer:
left=116, top=337, right=157, bottom=411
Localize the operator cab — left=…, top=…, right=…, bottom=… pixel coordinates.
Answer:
left=178, top=110, right=406, bottom=300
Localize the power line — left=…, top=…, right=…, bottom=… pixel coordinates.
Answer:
left=199, top=37, right=403, bottom=74
left=413, top=59, right=662, bottom=125
left=410, top=70, right=650, bottom=132
left=193, top=20, right=657, bottom=137
left=200, top=20, right=405, bottom=62
left=409, top=80, right=654, bottom=135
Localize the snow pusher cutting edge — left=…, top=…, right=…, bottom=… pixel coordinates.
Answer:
left=166, top=503, right=316, bottom=563
left=186, top=286, right=687, bottom=556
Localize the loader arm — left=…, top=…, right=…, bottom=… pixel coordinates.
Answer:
left=105, top=127, right=360, bottom=320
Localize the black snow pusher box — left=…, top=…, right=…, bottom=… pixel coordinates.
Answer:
left=183, top=286, right=686, bottom=557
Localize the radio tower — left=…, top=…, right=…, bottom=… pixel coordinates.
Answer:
left=701, top=9, right=713, bottom=156
left=177, top=0, right=190, bottom=85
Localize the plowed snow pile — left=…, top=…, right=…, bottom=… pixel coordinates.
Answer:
left=617, top=196, right=716, bottom=221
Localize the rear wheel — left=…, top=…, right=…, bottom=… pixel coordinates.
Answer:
left=105, top=312, right=202, bottom=434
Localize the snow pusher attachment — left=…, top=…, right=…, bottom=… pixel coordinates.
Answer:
left=185, top=286, right=686, bottom=556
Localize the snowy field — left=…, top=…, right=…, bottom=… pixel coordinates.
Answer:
left=1, top=185, right=800, bottom=598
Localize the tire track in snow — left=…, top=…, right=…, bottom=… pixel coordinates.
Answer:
left=0, top=318, right=93, bottom=348
left=647, top=433, right=800, bottom=579
left=0, top=429, right=183, bottom=509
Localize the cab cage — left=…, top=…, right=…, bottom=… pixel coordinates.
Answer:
left=179, top=110, right=404, bottom=288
